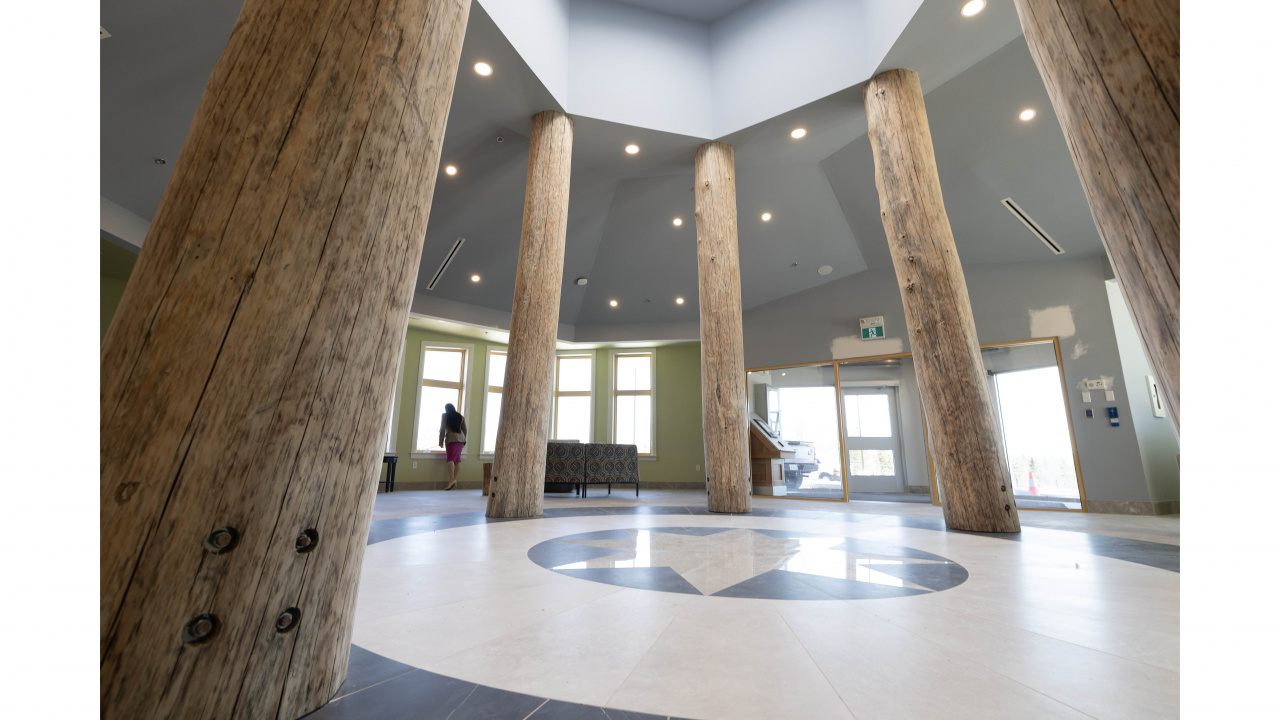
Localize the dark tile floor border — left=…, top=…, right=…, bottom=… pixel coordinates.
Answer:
left=325, top=505, right=1178, bottom=719
left=367, top=505, right=1180, bottom=573
left=302, top=645, right=689, bottom=720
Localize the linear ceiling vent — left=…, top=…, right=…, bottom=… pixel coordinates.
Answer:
left=426, top=237, right=465, bottom=290
left=1001, top=198, right=1063, bottom=255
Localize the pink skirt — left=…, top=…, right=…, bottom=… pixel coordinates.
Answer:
left=445, top=442, right=465, bottom=463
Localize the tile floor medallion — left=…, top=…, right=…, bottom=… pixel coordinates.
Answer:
left=331, top=496, right=1179, bottom=720
left=527, top=528, right=968, bottom=599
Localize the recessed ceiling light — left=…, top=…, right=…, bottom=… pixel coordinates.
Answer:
left=444, top=165, right=457, bottom=176
left=625, top=144, right=640, bottom=155
left=791, top=128, right=807, bottom=139
left=474, top=62, right=492, bottom=76
left=576, top=277, right=589, bottom=286
left=676, top=297, right=685, bottom=305
left=761, top=212, right=772, bottom=222
left=818, top=265, right=833, bottom=276
left=610, top=300, right=618, bottom=307
left=961, top=0, right=986, bottom=17
left=781, top=372, right=787, bottom=376
left=471, top=275, right=481, bottom=282
left=1019, top=108, right=1037, bottom=121
left=673, top=218, right=683, bottom=227
left=154, top=158, right=167, bottom=165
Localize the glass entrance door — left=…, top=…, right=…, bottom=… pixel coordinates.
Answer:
left=991, top=366, right=1083, bottom=510
left=842, top=387, right=905, bottom=493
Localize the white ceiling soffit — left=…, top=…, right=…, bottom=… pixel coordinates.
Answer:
left=477, top=0, right=924, bottom=139
left=100, top=196, right=150, bottom=250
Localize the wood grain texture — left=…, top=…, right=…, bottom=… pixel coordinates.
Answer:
left=864, top=70, right=1020, bottom=533
left=694, top=142, right=752, bottom=514
left=98, top=0, right=471, bottom=717
left=1014, top=0, right=1179, bottom=435
left=486, top=111, right=574, bottom=519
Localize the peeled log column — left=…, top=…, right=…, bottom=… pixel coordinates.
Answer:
left=694, top=142, right=752, bottom=514
left=1014, top=0, right=1179, bottom=435
left=99, top=0, right=471, bottom=717
left=864, top=70, right=1019, bottom=533
left=487, top=111, right=574, bottom=519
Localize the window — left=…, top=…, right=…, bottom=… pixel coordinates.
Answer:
left=413, top=343, right=470, bottom=454
left=385, top=343, right=407, bottom=454
left=482, top=349, right=506, bottom=454
left=553, top=354, right=593, bottom=442
left=612, top=351, right=654, bottom=455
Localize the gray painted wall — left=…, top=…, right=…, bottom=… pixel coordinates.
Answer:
left=1105, top=280, right=1181, bottom=503
left=742, top=255, right=1153, bottom=504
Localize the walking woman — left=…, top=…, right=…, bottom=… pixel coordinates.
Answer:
left=438, top=403, right=467, bottom=490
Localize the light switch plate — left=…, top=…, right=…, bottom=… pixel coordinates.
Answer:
left=1105, top=390, right=1115, bottom=401
left=1082, top=391, right=1092, bottom=403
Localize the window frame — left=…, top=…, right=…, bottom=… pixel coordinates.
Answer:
left=411, top=340, right=475, bottom=459
left=480, top=346, right=507, bottom=458
left=552, top=352, right=594, bottom=443
left=385, top=336, right=407, bottom=454
left=608, top=348, right=657, bottom=459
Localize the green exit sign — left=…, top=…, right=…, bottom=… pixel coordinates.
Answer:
left=859, top=315, right=885, bottom=340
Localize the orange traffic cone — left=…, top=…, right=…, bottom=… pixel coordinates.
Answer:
left=1028, top=469, right=1039, bottom=496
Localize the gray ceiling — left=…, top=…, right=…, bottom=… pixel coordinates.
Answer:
left=600, top=0, right=757, bottom=24
left=100, top=0, right=1106, bottom=334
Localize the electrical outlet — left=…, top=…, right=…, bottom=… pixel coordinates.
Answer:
left=695, top=465, right=700, bottom=471
left=413, top=462, right=418, bottom=468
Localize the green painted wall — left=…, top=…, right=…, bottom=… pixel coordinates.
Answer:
left=101, top=277, right=129, bottom=341
left=98, top=240, right=708, bottom=491
left=100, top=239, right=138, bottom=341
left=388, top=329, right=706, bottom=489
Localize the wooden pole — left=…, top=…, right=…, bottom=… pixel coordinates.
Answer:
left=694, top=142, right=752, bottom=514
left=864, top=70, right=1020, bottom=533
left=99, top=0, right=471, bottom=717
left=1013, top=0, right=1179, bottom=435
left=486, top=111, right=574, bottom=519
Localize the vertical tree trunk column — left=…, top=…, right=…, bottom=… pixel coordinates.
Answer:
left=694, top=142, right=752, bottom=514
left=487, top=111, right=574, bottom=519
left=99, top=0, right=471, bottom=718
left=1014, top=0, right=1179, bottom=435
left=864, top=69, right=1020, bottom=533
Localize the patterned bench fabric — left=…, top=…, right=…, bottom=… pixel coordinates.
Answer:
left=545, top=442, right=585, bottom=485
left=584, top=443, right=640, bottom=485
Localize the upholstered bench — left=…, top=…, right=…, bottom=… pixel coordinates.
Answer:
left=582, top=442, right=640, bottom=497
left=544, top=442, right=585, bottom=494
left=542, top=441, right=640, bottom=497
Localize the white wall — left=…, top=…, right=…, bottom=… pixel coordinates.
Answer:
left=742, top=256, right=1155, bottom=505
left=481, top=0, right=924, bottom=139
left=568, top=0, right=712, bottom=138
left=477, top=0, right=571, bottom=107
left=710, top=0, right=922, bottom=137
left=1105, top=279, right=1180, bottom=503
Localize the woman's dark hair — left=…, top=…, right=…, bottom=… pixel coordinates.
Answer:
left=444, top=403, right=463, bottom=433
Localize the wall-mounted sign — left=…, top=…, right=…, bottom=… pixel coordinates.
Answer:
left=860, top=316, right=885, bottom=340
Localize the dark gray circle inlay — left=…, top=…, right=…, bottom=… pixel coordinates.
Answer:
left=528, top=527, right=968, bottom=600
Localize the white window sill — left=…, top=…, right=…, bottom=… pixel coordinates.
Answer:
left=639, top=455, right=658, bottom=462
left=411, top=452, right=469, bottom=461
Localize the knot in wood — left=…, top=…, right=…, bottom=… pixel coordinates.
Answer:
left=906, top=283, right=916, bottom=293
left=907, top=254, right=915, bottom=262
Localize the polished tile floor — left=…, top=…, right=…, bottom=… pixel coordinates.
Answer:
left=310, top=490, right=1179, bottom=719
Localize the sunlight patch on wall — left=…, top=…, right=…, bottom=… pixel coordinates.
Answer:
left=831, top=335, right=904, bottom=360
left=1029, top=305, right=1076, bottom=339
